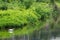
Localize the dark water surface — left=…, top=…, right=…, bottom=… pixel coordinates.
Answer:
left=0, top=29, right=60, bottom=40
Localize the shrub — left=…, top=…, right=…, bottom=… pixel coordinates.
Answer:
left=30, top=3, right=53, bottom=21
left=0, top=10, right=38, bottom=30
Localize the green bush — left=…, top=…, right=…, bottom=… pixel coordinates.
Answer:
left=0, top=9, right=38, bottom=29
left=30, top=3, right=53, bottom=21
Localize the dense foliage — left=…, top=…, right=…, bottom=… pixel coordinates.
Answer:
left=0, top=0, right=60, bottom=38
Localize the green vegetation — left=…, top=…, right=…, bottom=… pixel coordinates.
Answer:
left=0, top=0, right=60, bottom=38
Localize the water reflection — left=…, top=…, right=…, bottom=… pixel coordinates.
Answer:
left=0, top=29, right=60, bottom=40
left=50, top=37, right=60, bottom=40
